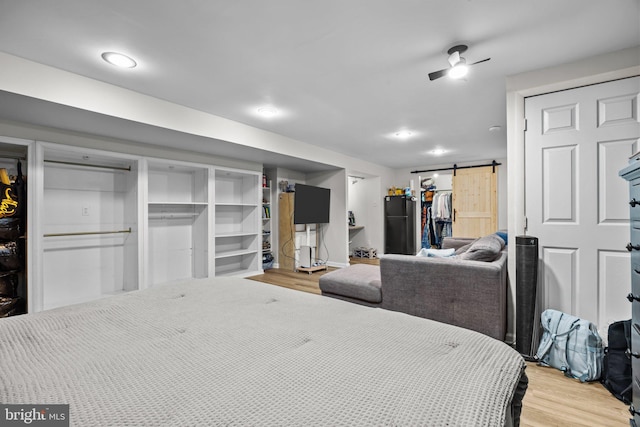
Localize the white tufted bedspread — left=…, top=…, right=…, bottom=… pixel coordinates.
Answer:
left=0, top=277, right=526, bottom=426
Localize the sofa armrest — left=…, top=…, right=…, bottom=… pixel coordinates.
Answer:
left=379, top=252, right=507, bottom=340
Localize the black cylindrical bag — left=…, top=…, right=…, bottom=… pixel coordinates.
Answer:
left=0, top=296, right=23, bottom=317
left=0, top=217, right=21, bottom=241
left=0, top=271, right=17, bottom=297
left=0, top=241, right=21, bottom=271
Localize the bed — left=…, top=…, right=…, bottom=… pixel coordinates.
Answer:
left=0, top=277, right=527, bottom=426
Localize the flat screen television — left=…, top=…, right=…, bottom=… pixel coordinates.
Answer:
left=293, top=184, right=331, bottom=224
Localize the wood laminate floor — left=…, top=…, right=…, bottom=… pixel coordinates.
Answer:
left=247, top=257, right=630, bottom=426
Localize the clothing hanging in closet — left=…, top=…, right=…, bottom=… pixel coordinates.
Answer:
left=432, top=191, right=452, bottom=246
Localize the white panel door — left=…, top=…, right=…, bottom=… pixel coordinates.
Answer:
left=525, top=76, right=640, bottom=334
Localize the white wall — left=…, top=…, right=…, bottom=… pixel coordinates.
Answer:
left=0, top=119, right=263, bottom=172
left=307, top=169, right=349, bottom=267
left=348, top=176, right=382, bottom=256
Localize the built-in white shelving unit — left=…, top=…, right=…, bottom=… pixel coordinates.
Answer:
left=21, top=140, right=263, bottom=313
left=262, top=178, right=272, bottom=269
left=146, top=160, right=209, bottom=286
left=39, top=144, right=140, bottom=310
left=214, top=168, right=261, bottom=277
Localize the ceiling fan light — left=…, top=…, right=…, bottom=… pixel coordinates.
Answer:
left=448, top=63, right=469, bottom=79
left=447, top=51, right=461, bottom=67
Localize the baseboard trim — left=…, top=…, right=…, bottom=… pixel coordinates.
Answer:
left=326, top=261, right=349, bottom=269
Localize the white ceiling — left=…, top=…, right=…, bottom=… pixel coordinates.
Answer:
left=0, top=1, right=638, bottom=170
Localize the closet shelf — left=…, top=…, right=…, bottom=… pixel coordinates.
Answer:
left=148, top=213, right=199, bottom=220
left=148, top=201, right=208, bottom=206
left=215, top=202, right=259, bottom=207
left=215, top=231, right=258, bottom=238
left=215, top=249, right=258, bottom=259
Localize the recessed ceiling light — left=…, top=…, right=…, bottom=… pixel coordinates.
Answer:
left=489, top=125, right=502, bottom=132
left=101, top=52, right=137, bottom=68
left=431, top=149, right=446, bottom=156
left=257, top=105, right=279, bottom=118
left=394, top=130, right=413, bottom=139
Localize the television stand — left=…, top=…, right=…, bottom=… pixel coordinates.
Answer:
left=297, top=265, right=328, bottom=274
left=297, top=245, right=327, bottom=274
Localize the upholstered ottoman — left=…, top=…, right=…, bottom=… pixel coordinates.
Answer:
left=319, top=264, right=382, bottom=306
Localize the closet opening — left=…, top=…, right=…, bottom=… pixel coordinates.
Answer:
left=0, top=142, right=28, bottom=317
left=419, top=173, right=453, bottom=249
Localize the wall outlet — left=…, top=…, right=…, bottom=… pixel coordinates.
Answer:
left=82, top=206, right=89, bottom=216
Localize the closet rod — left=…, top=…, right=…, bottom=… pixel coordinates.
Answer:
left=411, top=160, right=501, bottom=175
left=44, top=228, right=132, bottom=238
left=0, top=156, right=26, bottom=161
left=44, top=159, right=131, bottom=171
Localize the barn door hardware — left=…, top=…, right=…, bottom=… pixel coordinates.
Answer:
left=410, top=160, right=502, bottom=175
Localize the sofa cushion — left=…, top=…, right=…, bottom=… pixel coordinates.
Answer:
left=458, top=234, right=505, bottom=262
left=319, top=264, right=382, bottom=303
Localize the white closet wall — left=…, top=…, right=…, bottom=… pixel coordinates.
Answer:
left=146, top=160, right=209, bottom=286
left=40, top=145, right=139, bottom=310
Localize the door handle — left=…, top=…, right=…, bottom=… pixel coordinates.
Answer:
left=631, top=198, right=640, bottom=207
left=628, top=293, right=640, bottom=302
left=627, top=243, right=640, bottom=251
left=453, top=209, right=456, bottom=222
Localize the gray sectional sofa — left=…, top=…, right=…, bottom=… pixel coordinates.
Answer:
left=319, top=235, right=508, bottom=341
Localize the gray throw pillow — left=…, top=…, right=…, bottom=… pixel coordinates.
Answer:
left=458, top=234, right=505, bottom=262
left=454, top=238, right=479, bottom=255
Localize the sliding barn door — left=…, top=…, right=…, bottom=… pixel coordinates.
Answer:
left=452, top=165, right=497, bottom=238
left=524, top=76, right=640, bottom=332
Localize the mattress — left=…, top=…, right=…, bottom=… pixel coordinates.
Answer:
left=0, top=277, right=527, bottom=426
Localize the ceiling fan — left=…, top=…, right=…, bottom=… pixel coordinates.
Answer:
left=428, top=44, right=490, bottom=81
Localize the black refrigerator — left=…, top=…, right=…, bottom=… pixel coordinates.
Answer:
left=384, top=195, right=416, bottom=255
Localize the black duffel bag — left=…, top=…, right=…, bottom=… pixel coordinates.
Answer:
left=601, top=319, right=632, bottom=404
